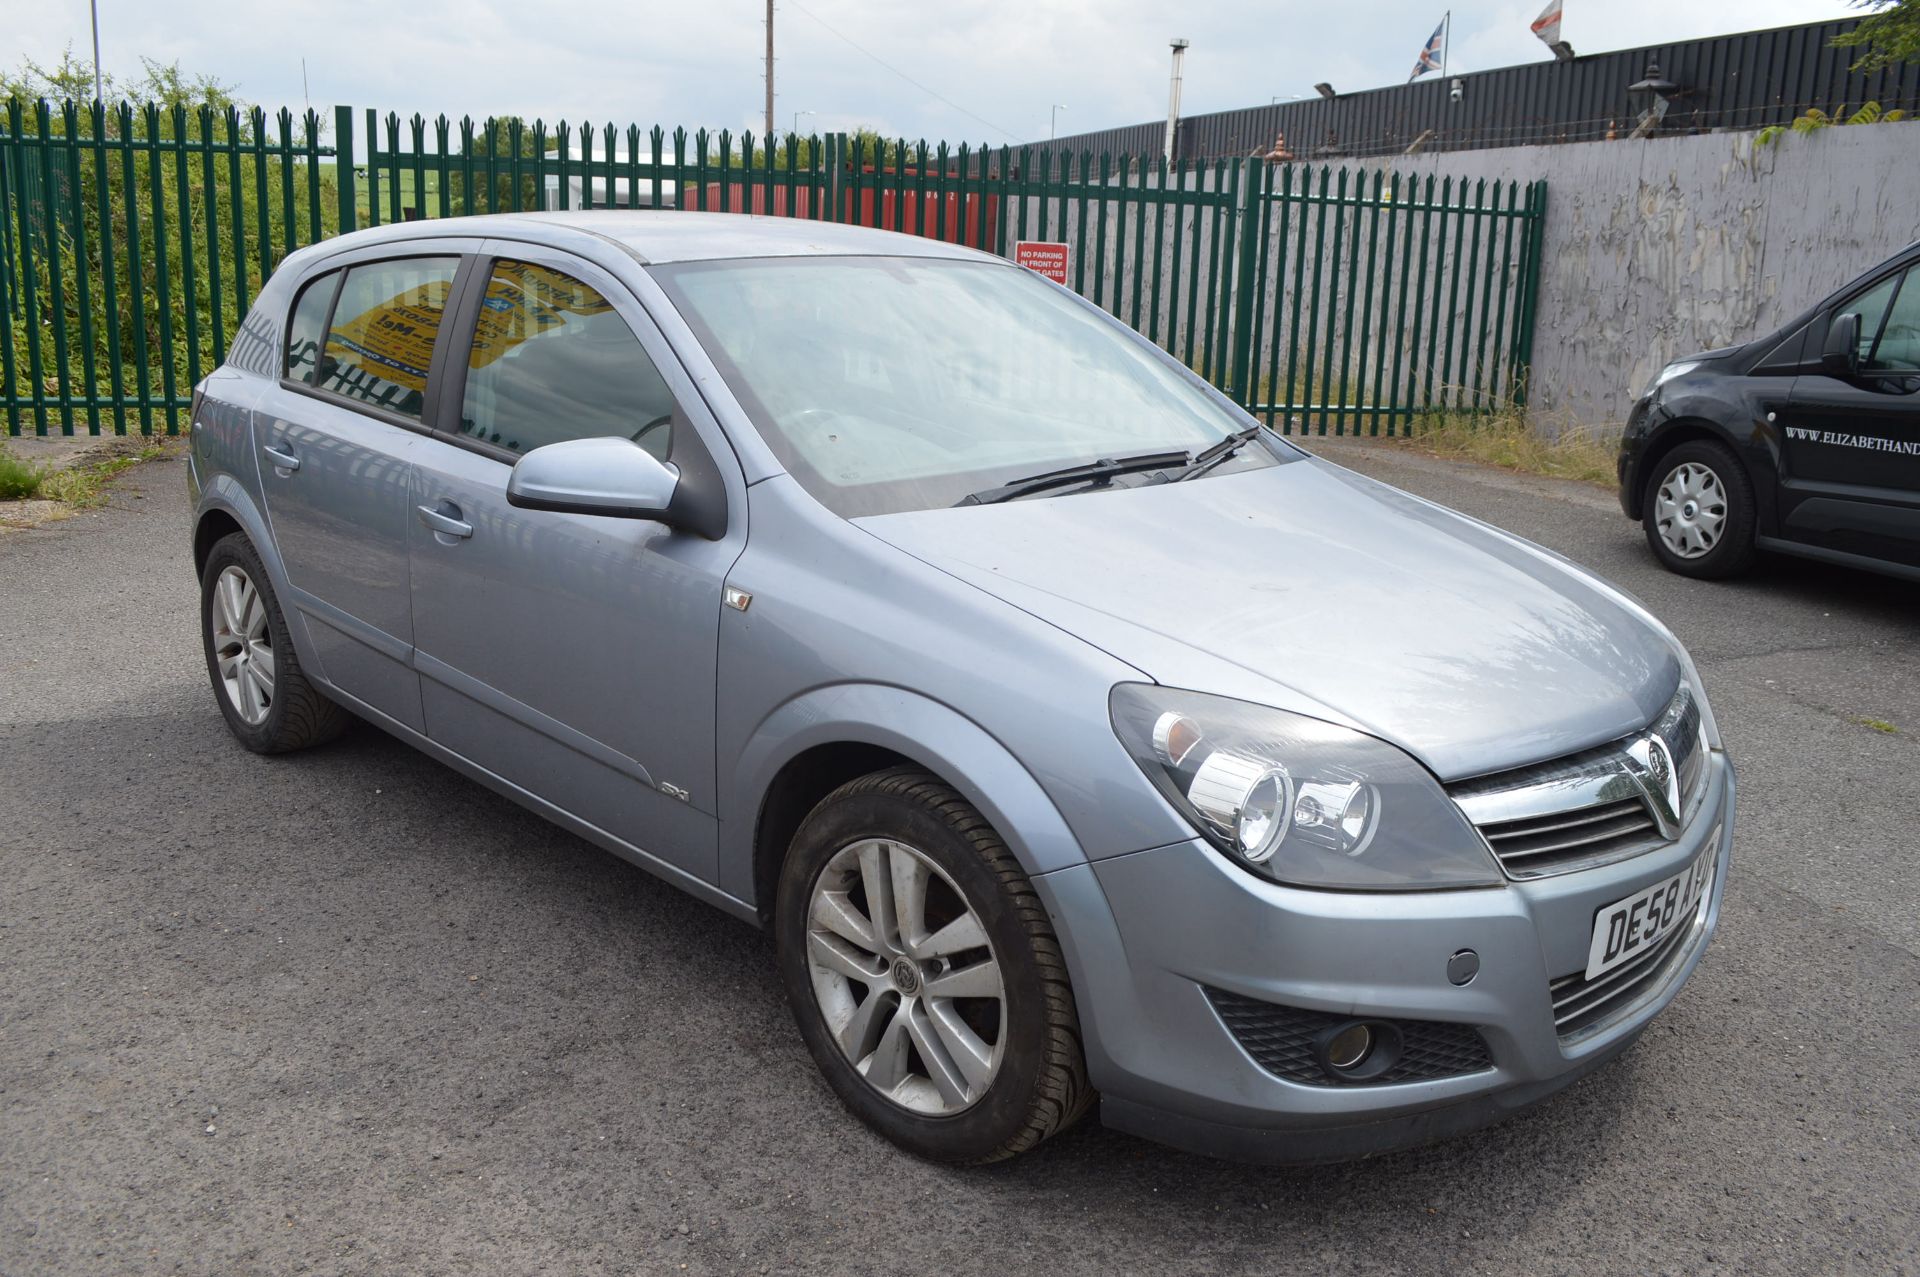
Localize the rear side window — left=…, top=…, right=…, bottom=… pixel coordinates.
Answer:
left=457, top=259, right=676, bottom=458
left=284, top=271, right=338, bottom=384
left=317, top=256, right=461, bottom=421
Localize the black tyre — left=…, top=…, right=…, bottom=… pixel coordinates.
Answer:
left=774, top=766, right=1092, bottom=1164
left=199, top=531, right=350, bottom=753
left=1641, top=440, right=1758, bottom=579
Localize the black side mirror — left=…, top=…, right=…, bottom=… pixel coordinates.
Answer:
left=1822, top=312, right=1862, bottom=378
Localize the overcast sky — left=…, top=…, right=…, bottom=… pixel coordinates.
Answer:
left=3, top=0, right=1861, bottom=146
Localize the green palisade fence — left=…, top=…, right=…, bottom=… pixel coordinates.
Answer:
left=2, top=98, right=1546, bottom=438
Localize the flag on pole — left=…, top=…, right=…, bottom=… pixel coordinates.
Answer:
left=1530, top=0, right=1564, bottom=48
left=1410, top=19, right=1447, bottom=81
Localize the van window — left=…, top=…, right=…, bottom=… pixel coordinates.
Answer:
left=317, top=257, right=461, bottom=421
left=1863, top=269, right=1919, bottom=373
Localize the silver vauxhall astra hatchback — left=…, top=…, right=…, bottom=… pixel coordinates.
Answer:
left=188, top=212, right=1732, bottom=1164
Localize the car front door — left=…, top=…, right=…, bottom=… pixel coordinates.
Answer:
left=406, top=244, right=744, bottom=882
left=252, top=248, right=472, bottom=732
left=1775, top=263, right=1920, bottom=568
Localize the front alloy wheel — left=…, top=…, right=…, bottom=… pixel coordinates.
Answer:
left=806, top=836, right=1007, bottom=1114
left=776, top=767, right=1091, bottom=1163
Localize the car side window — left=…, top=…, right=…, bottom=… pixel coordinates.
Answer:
left=285, top=271, right=339, bottom=385
left=458, top=259, right=676, bottom=459
left=1862, top=268, right=1919, bottom=374
left=316, top=256, right=461, bottom=421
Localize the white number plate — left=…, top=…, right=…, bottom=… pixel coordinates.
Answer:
left=1584, top=848, right=1715, bottom=981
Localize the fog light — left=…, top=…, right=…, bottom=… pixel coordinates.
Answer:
left=1325, top=1022, right=1373, bottom=1071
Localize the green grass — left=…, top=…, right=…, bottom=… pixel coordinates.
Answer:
left=1401, top=407, right=1618, bottom=486
left=0, top=446, right=42, bottom=499
left=0, top=441, right=167, bottom=511
left=1853, top=717, right=1899, bottom=735
left=319, top=162, right=445, bottom=223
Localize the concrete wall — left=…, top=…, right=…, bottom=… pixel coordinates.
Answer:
left=1032, top=124, right=1919, bottom=432
left=1388, top=124, right=1920, bottom=427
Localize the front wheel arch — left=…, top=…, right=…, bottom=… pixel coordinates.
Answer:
left=723, top=685, right=1106, bottom=912
left=1627, top=419, right=1748, bottom=520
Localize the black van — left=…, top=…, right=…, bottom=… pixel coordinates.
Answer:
left=1618, top=239, right=1920, bottom=582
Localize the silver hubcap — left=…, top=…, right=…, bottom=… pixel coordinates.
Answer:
left=211, top=565, right=274, bottom=726
left=805, top=838, right=1006, bottom=1115
left=1653, top=461, right=1729, bottom=559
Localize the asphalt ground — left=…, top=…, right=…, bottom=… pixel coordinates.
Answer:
left=2, top=441, right=1915, bottom=1276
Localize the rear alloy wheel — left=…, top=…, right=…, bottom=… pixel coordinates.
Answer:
left=199, top=532, right=350, bottom=753
left=775, top=767, right=1092, bottom=1163
left=1642, top=441, right=1756, bottom=578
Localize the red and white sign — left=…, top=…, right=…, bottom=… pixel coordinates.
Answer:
left=1014, top=241, right=1070, bottom=286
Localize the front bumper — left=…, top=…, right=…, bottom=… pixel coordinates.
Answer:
left=1618, top=394, right=1657, bottom=517
left=1033, top=752, right=1733, bottom=1163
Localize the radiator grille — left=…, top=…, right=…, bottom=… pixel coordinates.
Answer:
left=1548, top=913, right=1702, bottom=1041
left=1449, top=684, right=1708, bottom=880
left=1477, top=796, right=1661, bottom=877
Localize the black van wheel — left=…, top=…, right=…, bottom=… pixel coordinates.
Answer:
left=1642, top=441, right=1757, bottom=579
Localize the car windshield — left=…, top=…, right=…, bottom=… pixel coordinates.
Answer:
left=653, top=255, right=1284, bottom=516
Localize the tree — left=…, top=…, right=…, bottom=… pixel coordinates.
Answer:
left=1833, top=0, right=1920, bottom=73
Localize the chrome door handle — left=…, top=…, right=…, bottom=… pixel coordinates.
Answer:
left=416, top=503, right=474, bottom=539
left=262, top=444, right=300, bottom=472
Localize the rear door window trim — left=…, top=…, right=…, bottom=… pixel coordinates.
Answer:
left=277, top=249, right=479, bottom=438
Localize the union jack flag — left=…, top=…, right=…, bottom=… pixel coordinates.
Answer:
left=1410, top=19, right=1447, bottom=81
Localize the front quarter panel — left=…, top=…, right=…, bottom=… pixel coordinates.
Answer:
left=1621, top=368, right=1787, bottom=528
left=714, top=476, right=1193, bottom=908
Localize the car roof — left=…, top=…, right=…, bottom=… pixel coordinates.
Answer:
left=311, top=211, right=999, bottom=267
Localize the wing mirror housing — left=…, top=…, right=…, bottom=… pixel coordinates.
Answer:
left=1821, top=311, right=1862, bottom=378
left=506, top=437, right=725, bottom=539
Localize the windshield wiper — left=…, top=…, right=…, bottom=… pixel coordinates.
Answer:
left=1172, top=425, right=1263, bottom=482
left=954, top=449, right=1193, bottom=506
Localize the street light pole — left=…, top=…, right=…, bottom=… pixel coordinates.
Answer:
left=793, top=109, right=814, bottom=137
left=1164, top=39, right=1189, bottom=165
left=763, top=0, right=775, bottom=142
left=1050, top=103, right=1066, bottom=142
left=89, top=0, right=104, bottom=102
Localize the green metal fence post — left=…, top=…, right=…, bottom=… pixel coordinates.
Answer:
left=1227, top=157, right=1263, bottom=406
left=36, top=101, right=74, bottom=432
left=63, top=102, right=101, bottom=433
left=1512, top=180, right=1549, bottom=409
left=335, top=106, right=357, bottom=235
left=0, top=114, right=18, bottom=435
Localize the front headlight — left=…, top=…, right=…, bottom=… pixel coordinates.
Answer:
left=1644, top=360, right=1701, bottom=397
left=1111, top=685, right=1503, bottom=891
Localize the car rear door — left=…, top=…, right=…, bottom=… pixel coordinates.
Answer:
left=252, top=245, right=476, bottom=731
left=405, top=242, right=745, bottom=883
left=1775, top=262, right=1920, bottom=568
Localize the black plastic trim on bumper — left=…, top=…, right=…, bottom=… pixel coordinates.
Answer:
left=1098, top=1026, right=1644, bottom=1165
